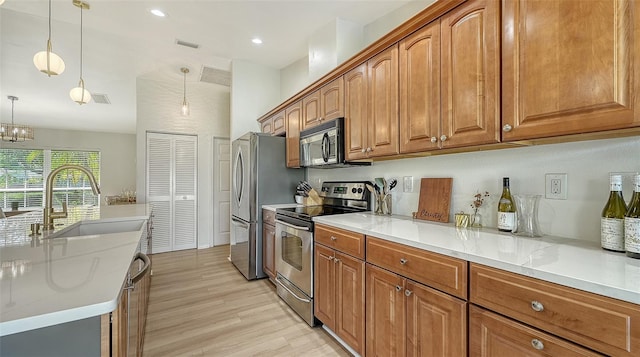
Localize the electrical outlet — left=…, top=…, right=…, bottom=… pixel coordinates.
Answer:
left=545, top=173, right=568, bottom=199
left=403, top=176, right=414, bottom=193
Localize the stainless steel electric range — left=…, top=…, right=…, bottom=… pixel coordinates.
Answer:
left=274, top=181, right=372, bottom=326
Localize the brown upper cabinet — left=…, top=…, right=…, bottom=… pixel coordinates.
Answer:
left=302, top=77, right=344, bottom=131
left=285, top=101, right=302, bottom=168
left=399, top=0, right=500, bottom=153
left=501, top=0, right=640, bottom=141
left=259, top=110, right=285, bottom=136
left=345, top=45, right=400, bottom=160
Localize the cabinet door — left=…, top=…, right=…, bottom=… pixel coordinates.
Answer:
left=469, top=306, right=602, bottom=357
left=302, top=90, right=321, bottom=131
left=321, top=77, right=344, bottom=121
left=502, top=0, right=640, bottom=140
left=344, top=64, right=369, bottom=160
left=399, top=19, right=441, bottom=153
left=262, top=223, right=276, bottom=280
left=366, top=263, right=406, bottom=357
left=314, top=243, right=336, bottom=330
left=260, top=118, right=273, bottom=134
left=272, top=110, right=286, bottom=136
left=406, top=280, right=467, bottom=357
left=441, top=0, right=500, bottom=148
left=368, top=45, right=400, bottom=157
left=285, top=101, right=302, bottom=168
left=335, top=252, right=365, bottom=357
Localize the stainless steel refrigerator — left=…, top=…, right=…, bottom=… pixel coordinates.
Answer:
left=230, top=132, right=305, bottom=280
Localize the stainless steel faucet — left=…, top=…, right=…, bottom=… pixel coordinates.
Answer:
left=43, top=164, right=101, bottom=230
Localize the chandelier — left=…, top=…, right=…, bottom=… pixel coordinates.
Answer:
left=1, top=96, right=34, bottom=143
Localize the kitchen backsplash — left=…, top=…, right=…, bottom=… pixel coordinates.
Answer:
left=308, top=136, right=640, bottom=243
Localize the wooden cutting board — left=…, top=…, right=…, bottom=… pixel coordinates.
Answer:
left=416, top=178, right=453, bottom=223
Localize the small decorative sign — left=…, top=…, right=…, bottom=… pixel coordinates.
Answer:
left=416, top=178, right=453, bottom=223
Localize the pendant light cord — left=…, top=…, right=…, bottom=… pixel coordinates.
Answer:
left=10, top=98, right=15, bottom=126
left=48, top=0, right=52, bottom=42
left=183, top=71, right=187, bottom=101
left=79, top=5, right=84, bottom=81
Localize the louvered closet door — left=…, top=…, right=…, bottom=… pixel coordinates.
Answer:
left=146, top=133, right=197, bottom=253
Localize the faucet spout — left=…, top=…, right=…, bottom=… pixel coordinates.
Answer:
left=43, top=164, right=100, bottom=231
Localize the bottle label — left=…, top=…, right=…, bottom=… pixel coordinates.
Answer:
left=601, top=218, right=625, bottom=251
left=498, top=212, right=516, bottom=231
left=625, top=217, right=640, bottom=253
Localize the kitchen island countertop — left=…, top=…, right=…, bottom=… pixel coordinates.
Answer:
left=0, top=204, right=151, bottom=337
left=313, top=212, right=640, bottom=305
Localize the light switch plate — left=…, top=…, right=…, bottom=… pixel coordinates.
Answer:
left=403, top=176, right=414, bottom=193
left=545, top=173, right=568, bottom=199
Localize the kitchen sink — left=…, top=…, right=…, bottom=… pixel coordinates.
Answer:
left=47, top=219, right=145, bottom=238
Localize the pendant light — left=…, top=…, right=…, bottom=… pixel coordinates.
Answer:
left=180, top=67, right=190, bottom=116
left=1, top=96, right=35, bottom=143
left=33, top=0, right=66, bottom=76
left=69, top=0, right=92, bottom=105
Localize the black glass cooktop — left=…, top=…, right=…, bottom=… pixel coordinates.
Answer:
left=276, top=205, right=361, bottom=221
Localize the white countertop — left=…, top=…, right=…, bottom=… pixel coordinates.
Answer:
left=0, top=204, right=151, bottom=336
left=262, top=203, right=303, bottom=211
left=313, top=212, right=640, bottom=305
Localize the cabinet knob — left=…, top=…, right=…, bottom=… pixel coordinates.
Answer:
left=404, top=289, right=412, bottom=297
left=440, top=135, right=447, bottom=142
left=430, top=137, right=437, bottom=143
left=530, top=300, right=544, bottom=312
left=327, top=256, right=334, bottom=261
left=334, top=257, right=340, bottom=264
left=531, top=339, right=544, bottom=350
left=330, top=236, right=337, bottom=241
left=395, top=285, right=403, bottom=292
left=503, top=124, right=513, bottom=132
left=400, top=258, right=408, bottom=265
left=367, top=147, right=372, bottom=153
left=361, top=148, right=366, bottom=153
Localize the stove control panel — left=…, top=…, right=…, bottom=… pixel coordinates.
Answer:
left=321, top=181, right=370, bottom=201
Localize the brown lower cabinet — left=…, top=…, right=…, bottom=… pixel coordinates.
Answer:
left=366, top=263, right=467, bottom=357
left=469, top=305, right=601, bottom=357
left=315, top=243, right=366, bottom=356
left=262, top=209, right=276, bottom=280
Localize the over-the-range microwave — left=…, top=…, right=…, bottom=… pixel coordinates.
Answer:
left=299, top=118, right=370, bottom=168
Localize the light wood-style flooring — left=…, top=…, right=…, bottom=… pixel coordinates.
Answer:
left=143, top=246, right=350, bottom=356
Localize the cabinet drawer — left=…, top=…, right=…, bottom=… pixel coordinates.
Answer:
left=366, top=237, right=467, bottom=299
left=315, top=224, right=365, bottom=259
left=262, top=209, right=275, bottom=226
left=470, top=264, right=640, bottom=356
left=470, top=305, right=602, bottom=356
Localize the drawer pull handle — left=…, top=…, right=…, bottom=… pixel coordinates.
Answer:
left=531, top=301, right=544, bottom=312
left=404, top=289, right=412, bottom=297
left=400, top=258, right=408, bottom=265
left=331, top=236, right=337, bottom=241
left=395, top=285, right=403, bottom=292
left=531, top=339, right=544, bottom=350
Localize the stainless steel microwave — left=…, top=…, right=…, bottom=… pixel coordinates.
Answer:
left=299, top=118, right=370, bottom=168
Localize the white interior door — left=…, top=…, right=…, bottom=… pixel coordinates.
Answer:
left=213, top=137, right=231, bottom=246
left=147, top=132, right=197, bottom=253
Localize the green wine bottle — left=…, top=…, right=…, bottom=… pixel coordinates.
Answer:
left=625, top=175, right=640, bottom=259
left=601, top=175, right=628, bottom=252
left=497, top=177, right=516, bottom=232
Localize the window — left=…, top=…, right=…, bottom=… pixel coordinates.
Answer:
left=0, top=148, right=100, bottom=210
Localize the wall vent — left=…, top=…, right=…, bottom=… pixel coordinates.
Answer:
left=200, top=66, right=231, bottom=87
left=176, top=39, right=200, bottom=49
left=92, top=93, right=111, bottom=104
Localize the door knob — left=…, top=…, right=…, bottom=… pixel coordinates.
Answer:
left=430, top=137, right=437, bottom=143
left=503, top=124, right=513, bottom=132
left=440, top=135, right=447, bottom=142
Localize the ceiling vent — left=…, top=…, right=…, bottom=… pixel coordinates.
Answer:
left=92, top=93, right=111, bottom=104
left=176, top=39, right=200, bottom=49
left=200, top=66, right=231, bottom=87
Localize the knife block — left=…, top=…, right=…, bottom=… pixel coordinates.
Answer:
left=303, top=188, right=323, bottom=206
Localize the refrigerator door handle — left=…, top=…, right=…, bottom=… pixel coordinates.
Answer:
left=231, top=216, right=250, bottom=229
left=233, top=149, right=244, bottom=206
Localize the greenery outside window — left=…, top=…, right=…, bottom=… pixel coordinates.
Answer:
left=0, top=148, right=100, bottom=210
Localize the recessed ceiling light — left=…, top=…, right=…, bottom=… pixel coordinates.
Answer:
left=252, top=38, right=263, bottom=45
left=150, top=9, right=166, bottom=17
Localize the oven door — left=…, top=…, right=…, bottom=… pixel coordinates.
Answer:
left=275, top=217, right=313, bottom=297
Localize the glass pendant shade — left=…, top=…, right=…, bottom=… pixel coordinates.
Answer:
left=33, top=42, right=65, bottom=76
left=180, top=67, right=190, bottom=116
left=181, top=99, right=190, bottom=116
left=70, top=80, right=92, bottom=104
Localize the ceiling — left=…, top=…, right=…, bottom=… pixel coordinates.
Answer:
left=0, top=0, right=421, bottom=135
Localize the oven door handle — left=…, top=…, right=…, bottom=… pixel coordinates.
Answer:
left=275, top=219, right=310, bottom=231
left=275, top=275, right=311, bottom=303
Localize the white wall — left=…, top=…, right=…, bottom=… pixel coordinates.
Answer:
left=136, top=77, right=230, bottom=249
left=2, top=127, right=136, bottom=199
left=363, top=0, right=435, bottom=47
left=280, top=56, right=309, bottom=101
left=308, top=137, right=640, bottom=243
left=230, top=60, right=280, bottom=140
